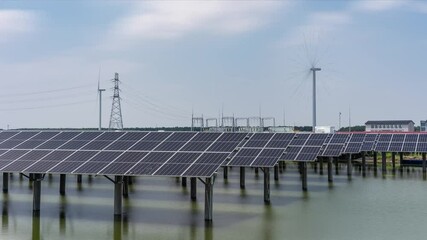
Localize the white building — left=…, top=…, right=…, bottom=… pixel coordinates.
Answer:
left=365, top=120, right=415, bottom=132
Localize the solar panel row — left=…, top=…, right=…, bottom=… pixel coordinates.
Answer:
left=0, top=131, right=247, bottom=177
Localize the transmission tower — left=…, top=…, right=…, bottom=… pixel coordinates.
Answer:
left=109, top=72, right=124, bottom=130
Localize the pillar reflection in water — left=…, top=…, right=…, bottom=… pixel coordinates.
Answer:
left=59, top=196, right=67, bottom=235
left=32, top=212, right=41, bottom=240
left=113, top=216, right=122, bottom=240
left=2, top=194, right=8, bottom=232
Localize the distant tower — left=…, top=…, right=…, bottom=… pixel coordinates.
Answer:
left=109, top=73, right=124, bottom=130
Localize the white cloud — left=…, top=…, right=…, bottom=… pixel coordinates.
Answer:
left=282, top=11, right=351, bottom=47
left=353, top=0, right=407, bottom=12
left=0, top=10, right=37, bottom=42
left=105, top=1, right=286, bottom=46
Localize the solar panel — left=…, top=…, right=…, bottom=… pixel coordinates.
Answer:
left=402, top=142, right=416, bottom=152
left=388, top=142, right=403, bottom=152
left=364, top=134, right=378, bottom=142
left=153, top=163, right=192, bottom=176
left=329, top=134, right=350, bottom=144
left=343, top=142, right=363, bottom=153
left=113, top=152, right=148, bottom=163
left=50, top=132, right=81, bottom=141
left=0, top=140, right=25, bottom=149
left=182, top=164, right=219, bottom=177
left=416, top=142, right=427, bottom=152
left=418, top=134, right=427, bottom=143
left=391, top=134, right=405, bottom=142
left=295, top=146, right=322, bottom=161
left=404, top=134, right=418, bottom=142
left=321, top=144, right=345, bottom=156
left=360, top=142, right=375, bottom=151
left=281, top=146, right=302, bottom=160
left=195, top=153, right=230, bottom=164
left=348, top=133, right=365, bottom=143
left=289, top=134, right=310, bottom=146
left=0, top=131, right=19, bottom=140
left=167, top=152, right=201, bottom=164
left=36, top=140, right=68, bottom=149
left=305, top=134, right=329, bottom=146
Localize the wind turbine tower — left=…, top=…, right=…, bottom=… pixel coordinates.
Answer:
left=310, top=67, right=321, bottom=132
left=109, top=73, right=124, bottom=130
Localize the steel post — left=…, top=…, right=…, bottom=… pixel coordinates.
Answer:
left=362, top=152, right=366, bottom=176
left=373, top=152, right=378, bottom=170
left=3, top=173, right=8, bottom=193
left=191, top=177, right=197, bottom=200
left=240, top=167, right=245, bottom=189
left=392, top=152, right=396, bottom=172
left=123, top=176, right=129, bottom=198
left=59, top=174, right=66, bottom=195
left=274, top=165, right=279, bottom=181
left=114, top=176, right=123, bottom=215
left=382, top=152, right=387, bottom=173
left=264, top=167, right=270, bottom=203
left=204, top=177, right=213, bottom=221
left=423, top=153, right=426, bottom=173
left=77, top=175, right=82, bottom=183
left=223, top=166, right=228, bottom=180
left=328, top=157, right=333, bottom=182
left=181, top=177, right=187, bottom=187
left=302, top=162, right=308, bottom=191
left=33, top=174, right=42, bottom=212
left=347, top=154, right=352, bottom=177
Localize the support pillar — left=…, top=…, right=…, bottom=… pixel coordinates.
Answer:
left=392, top=152, right=396, bottom=172
left=255, top=167, right=259, bottom=176
left=373, top=152, right=378, bottom=170
left=240, top=167, right=245, bottom=189
left=302, top=162, right=308, bottom=191
left=327, top=157, right=333, bottom=182
left=33, top=174, right=42, bottom=212
left=191, top=177, right=197, bottom=201
left=362, top=152, right=366, bottom=177
left=123, top=176, right=129, bottom=198
left=223, top=166, right=228, bottom=180
left=181, top=177, right=187, bottom=187
left=381, top=152, right=387, bottom=173
left=335, top=157, right=339, bottom=175
left=279, top=161, right=283, bottom=173
left=77, top=174, right=82, bottom=183
left=423, top=153, right=426, bottom=173
left=274, top=165, right=279, bottom=181
left=399, top=152, right=404, bottom=172
left=3, top=173, right=8, bottom=193
left=319, top=157, right=324, bottom=175
left=114, top=176, right=123, bottom=216
left=347, top=154, right=352, bottom=177
left=204, top=177, right=213, bottom=221
left=264, top=168, right=270, bottom=203
left=59, top=174, right=66, bottom=195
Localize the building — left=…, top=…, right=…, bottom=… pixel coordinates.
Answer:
left=315, top=126, right=335, bottom=134
left=421, top=120, right=427, bottom=132
left=365, top=120, right=415, bottom=132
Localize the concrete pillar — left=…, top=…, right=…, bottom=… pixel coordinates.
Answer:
left=328, top=157, right=333, bottom=182
left=59, top=174, right=66, bottom=195
left=204, top=177, right=213, bottom=221
left=33, top=174, right=42, bottom=212
left=123, top=176, right=129, bottom=198
left=274, top=165, right=279, bottom=181
left=381, top=152, right=387, bottom=173
left=223, top=166, right=228, bottom=180
left=190, top=177, right=197, bottom=201
left=240, top=167, right=245, bottom=189
left=181, top=177, right=187, bottom=187
left=114, top=176, right=123, bottom=216
left=77, top=175, right=82, bottom=183
left=319, top=157, right=324, bottom=175
left=264, top=167, right=270, bottom=203
left=373, top=152, right=378, bottom=170
left=423, top=153, right=426, bottom=173
left=3, top=173, right=8, bottom=193
left=361, top=152, right=366, bottom=176
left=347, top=154, right=352, bottom=177
left=392, top=152, right=396, bottom=172
left=302, top=162, right=308, bottom=191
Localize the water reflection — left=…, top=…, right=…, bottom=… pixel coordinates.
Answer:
left=2, top=193, right=8, bottom=232
left=32, top=212, right=40, bottom=240
left=59, top=196, right=67, bottom=235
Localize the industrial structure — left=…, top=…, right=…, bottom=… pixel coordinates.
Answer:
left=365, top=120, right=415, bottom=132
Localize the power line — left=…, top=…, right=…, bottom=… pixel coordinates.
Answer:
left=0, top=99, right=96, bottom=112
left=0, top=84, right=93, bottom=99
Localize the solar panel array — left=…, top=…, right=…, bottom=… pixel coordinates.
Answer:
left=281, top=134, right=329, bottom=161
left=0, top=131, right=247, bottom=177
left=227, top=133, right=295, bottom=167
left=0, top=131, right=427, bottom=177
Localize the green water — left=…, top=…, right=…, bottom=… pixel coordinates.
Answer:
left=1, top=165, right=426, bottom=240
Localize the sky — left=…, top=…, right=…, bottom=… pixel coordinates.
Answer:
left=1, top=0, right=427, bottom=129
